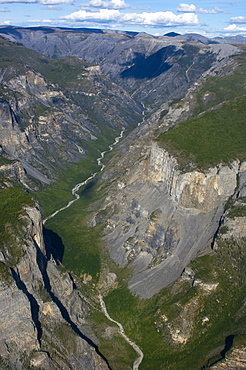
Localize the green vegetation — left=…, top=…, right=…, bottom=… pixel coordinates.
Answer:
left=38, top=56, right=90, bottom=90
left=150, top=209, right=161, bottom=222
left=36, top=122, right=120, bottom=217
left=1, top=33, right=245, bottom=370
left=0, top=187, right=34, bottom=280
left=0, top=158, right=14, bottom=165
left=33, top=45, right=246, bottom=369
left=34, top=116, right=125, bottom=282
left=42, top=170, right=105, bottom=281
left=33, top=102, right=52, bottom=117
left=157, top=47, right=246, bottom=171
left=0, top=187, right=34, bottom=230
left=36, top=157, right=99, bottom=219
left=0, top=36, right=89, bottom=90
left=89, top=234, right=246, bottom=370
left=54, top=322, right=77, bottom=354
left=0, top=262, right=12, bottom=284
left=192, top=47, right=246, bottom=116
left=227, top=197, right=246, bottom=218
left=91, top=308, right=137, bottom=370
left=157, top=96, right=246, bottom=170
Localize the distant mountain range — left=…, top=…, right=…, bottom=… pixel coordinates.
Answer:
left=1, top=25, right=246, bottom=45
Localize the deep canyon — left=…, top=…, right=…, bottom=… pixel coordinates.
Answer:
left=0, top=26, right=245, bottom=369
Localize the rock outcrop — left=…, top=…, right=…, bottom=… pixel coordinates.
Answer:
left=211, top=347, right=246, bottom=369
left=0, top=202, right=109, bottom=369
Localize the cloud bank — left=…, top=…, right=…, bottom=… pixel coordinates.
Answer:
left=225, top=24, right=246, bottom=32
left=177, top=3, right=225, bottom=14
left=0, top=0, right=73, bottom=3
left=230, top=16, right=246, bottom=24
left=62, top=9, right=199, bottom=27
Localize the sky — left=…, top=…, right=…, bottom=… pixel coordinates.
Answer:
left=0, top=0, right=245, bottom=38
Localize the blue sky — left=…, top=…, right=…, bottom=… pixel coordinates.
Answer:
left=0, top=0, right=245, bottom=37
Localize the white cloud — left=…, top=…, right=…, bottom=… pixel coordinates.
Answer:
left=177, top=3, right=225, bottom=14
left=230, top=16, right=246, bottom=24
left=43, top=4, right=62, bottom=9
left=87, top=0, right=130, bottom=9
left=65, top=9, right=119, bottom=22
left=27, top=18, right=52, bottom=23
left=177, top=3, right=195, bottom=12
left=0, top=0, right=73, bottom=3
left=62, top=9, right=199, bottom=27
left=224, top=24, right=246, bottom=32
left=39, top=0, right=73, bottom=4
left=0, top=0, right=36, bottom=2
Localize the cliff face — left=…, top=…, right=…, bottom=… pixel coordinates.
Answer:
left=0, top=38, right=142, bottom=189
left=0, top=202, right=108, bottom=369
left=96, top=141, right=243, bottom=298
left=148, top=142, right=238, bottom=209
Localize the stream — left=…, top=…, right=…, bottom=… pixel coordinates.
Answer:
left=43, top=129, right=125, bottom=225
left=99, top=293, right=144, bottom=370
left=42, top=127, right=144, bottom=369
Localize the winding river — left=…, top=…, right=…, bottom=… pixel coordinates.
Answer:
left=43, top=129, right=125, bottom=225
left=42, top=128, right=144, bottom=369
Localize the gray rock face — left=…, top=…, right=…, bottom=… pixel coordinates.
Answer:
left=0, top=279, right=39, bottom=364
left=97, top=140, right=242, bottom=298
left=0, top=204, right=109, bottom=369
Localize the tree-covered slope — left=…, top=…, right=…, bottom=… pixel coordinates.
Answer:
left=157, top=46, right=246, bottom=171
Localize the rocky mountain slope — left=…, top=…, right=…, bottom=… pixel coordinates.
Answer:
left=0, top=26, right=239, bottom=114
left=0, top=27, right=245, bottom=369
left=0, top=188, right=109, bottom=369
left=99, top=141, right=241, bottom=298
left=0, top=36, right=142, bottom=190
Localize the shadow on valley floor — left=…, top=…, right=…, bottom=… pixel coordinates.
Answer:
left=44, top=226, right=65, bottom=263
left=203, top=335, right=236, bottom=368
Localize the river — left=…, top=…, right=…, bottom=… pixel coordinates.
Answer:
left=99, top=293, right=144, bottom=370
left=42, top=127, right=144, bottom=369
left=43, top=129, right=125, bottom=225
